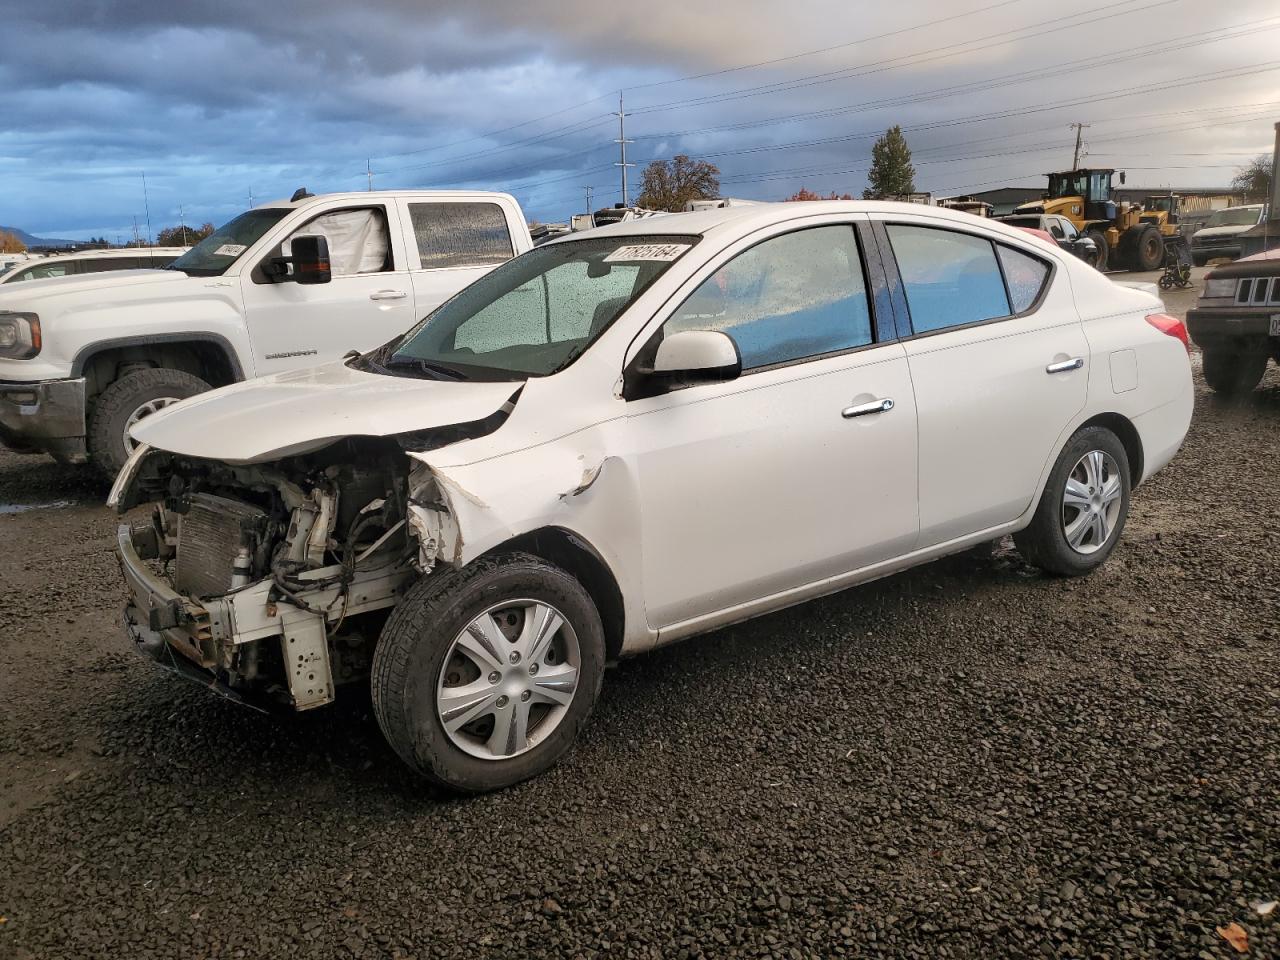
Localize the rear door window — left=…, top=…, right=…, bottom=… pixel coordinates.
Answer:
left=407, top=202, right=514, bottom=269
left=885, top=225, right=1011, bottom=333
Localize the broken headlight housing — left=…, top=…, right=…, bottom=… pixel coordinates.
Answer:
left=0, top=312, right=41, bottom=359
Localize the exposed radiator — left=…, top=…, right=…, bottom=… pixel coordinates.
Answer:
left=174, top=494, right=269, bottom=599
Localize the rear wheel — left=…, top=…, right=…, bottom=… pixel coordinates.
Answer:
left=1014, top=427, right=1131, bottom=577
left=1120, top=225, right=1164, bottom=271
left=371, top=552, right=605, bottom=793
left=87, top=368, right=210, bottom=479
left=1202, top=347, right=1267, bottom=396
left=1084, top=229, right=1109, bottom=271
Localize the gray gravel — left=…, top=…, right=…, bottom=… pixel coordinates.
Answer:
left=1, top=277, right=1277, bottom=958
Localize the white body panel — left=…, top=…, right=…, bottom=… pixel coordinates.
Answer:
left=126, top=201, right=1193, bottom=658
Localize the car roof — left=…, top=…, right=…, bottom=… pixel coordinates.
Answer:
left=254, top=189, right=519, bottom=211
left=559, top=200, right=1017, bottom=241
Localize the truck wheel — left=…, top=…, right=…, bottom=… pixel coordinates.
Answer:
left=371, top=552, right=605, bottom=793
left=1119, top=225, right=1163, bottom=272
left=1014, top=426, right=1130, bottom=577
left=1202, top=348, right=1267, bottom=396
left=88, top=368, right=210, bottom=478
left=1084, top=229, right=1109, bottom=271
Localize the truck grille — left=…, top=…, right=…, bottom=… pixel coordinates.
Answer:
left=1236, top=277, right=1280, bottom=307
left=174, top=494, right=268, bottom=599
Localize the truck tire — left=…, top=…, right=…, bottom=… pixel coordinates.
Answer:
left=88, top=368, right=210, bottom=479
left=1014, top=426, right=1131, bottom=577
left=1202, top=348, right=1267, bottom=397
left=371, top=552, right=605, bottom=793
left=1084, top=229, right=1109, bottom=271
left=1119, top=225, right=1163, bottom=272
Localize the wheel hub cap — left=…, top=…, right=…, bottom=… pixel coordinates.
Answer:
left=436, top=600, right=580, bottom=761
left=1061, top=450, right=1123, bottom=555
left=123, top=397, right=180, bottom=453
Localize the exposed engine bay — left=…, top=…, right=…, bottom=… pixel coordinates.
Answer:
left=116, top=438, right=445, bottom=710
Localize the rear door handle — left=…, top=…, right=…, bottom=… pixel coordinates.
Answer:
left=370, top=289, right=408, bottom=301
left=842, top=398, right=894, bottom=419
left=1046, top=357, right=1085, bottom=374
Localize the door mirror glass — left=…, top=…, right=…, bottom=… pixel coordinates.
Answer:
left=648, top=330, right=741, bottom=387
left=290, top=235, right=331, bottom=285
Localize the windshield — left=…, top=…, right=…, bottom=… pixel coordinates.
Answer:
left=1206, top=207, right=1261, bottom=227
left=384, top=235, right=697, bottom=380
left=1047, top=173, right=1088, bottom=199
left=1144, top=197, right=1174, bottom=212
left=166, top=208, right=291, bottom=276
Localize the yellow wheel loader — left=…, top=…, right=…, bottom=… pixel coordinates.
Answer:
left=1012, top=169, right=1180, bottom=272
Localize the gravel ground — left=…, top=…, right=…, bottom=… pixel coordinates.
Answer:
left=1, top=271, right=1277, bottom=959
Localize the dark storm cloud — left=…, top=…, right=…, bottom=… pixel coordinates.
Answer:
left=3, top=0, right=1278, bottom=239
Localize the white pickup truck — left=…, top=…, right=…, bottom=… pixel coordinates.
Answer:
left=0, top=189, right=532, bottom=475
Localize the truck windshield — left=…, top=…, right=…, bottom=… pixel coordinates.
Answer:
left=1047, top=173, right=1088, bottom=199
left=166, top=208, right=291, bottom=277
left=1206, top=208, right=1261, bottom=227
left=382, top=235, right=698, bottom=380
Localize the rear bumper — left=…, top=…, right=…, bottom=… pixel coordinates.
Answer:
left=1186, top=307, right=1273, bottom=350
left=0, top=377, right=88, bottom=461
left=1191, top=240, right=1242, bottom=260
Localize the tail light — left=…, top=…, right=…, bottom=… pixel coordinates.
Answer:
left=1146, top=313, right=1190, bottom=353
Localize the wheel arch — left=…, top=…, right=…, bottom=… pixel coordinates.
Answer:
left=1077, top=411, right=1145, bottom=486
left=73, top=334, right=245, bottom=399
left=486, top=526, right=626, bottom=661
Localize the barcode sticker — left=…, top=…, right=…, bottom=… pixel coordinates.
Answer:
left=214, top=243, right=247, bottom=257
left=603, top=243, right=689, bottom=263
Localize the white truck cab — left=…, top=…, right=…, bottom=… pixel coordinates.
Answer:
left=0, top=189, right=532, bottom=474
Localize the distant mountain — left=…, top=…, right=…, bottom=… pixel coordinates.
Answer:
left=0, top=225, right=80, bottom=248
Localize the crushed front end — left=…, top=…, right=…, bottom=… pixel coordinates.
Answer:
left=111, top=439, right=423, bottom=710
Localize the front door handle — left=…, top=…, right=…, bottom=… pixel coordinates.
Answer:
left=370, top=289, right=408, bottom=301
left=1046, top=357, right=1085, bottom=374
left=842, top=397, right=895, bottom=419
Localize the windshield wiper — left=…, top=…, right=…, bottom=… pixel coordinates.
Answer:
left=384, top=356, right=469, bottom=381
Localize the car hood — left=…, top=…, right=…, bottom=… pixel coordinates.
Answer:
left=1193, top=224, right=1254, bottom=240
left=0, top=268, right=196, bottom=309
left=130, top=360, right=524, bottom=464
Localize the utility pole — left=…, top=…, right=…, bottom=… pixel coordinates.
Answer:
left=141, top=171, right=153, bottom=248
left=1070, top=122, right=1090, bottom=169
left=179, top=204, right=188, bottom=245
left=614, top=93, right=635, bottom=207
left=583, top=185, right=594, bottom=214
left=248, top=187, right=255, bottom=209
left=367, top=159, right=374, bottom=192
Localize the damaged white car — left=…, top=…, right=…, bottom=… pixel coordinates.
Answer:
left=111, top=202, right=1193, bottom=792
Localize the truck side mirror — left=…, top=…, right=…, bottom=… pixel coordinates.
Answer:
left=1119, top=171, right=1126, bottom=185
left=290, top=235, right=331, bottom=285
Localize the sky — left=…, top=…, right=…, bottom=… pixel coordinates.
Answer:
left=2, top=0, right=1278, bottom=241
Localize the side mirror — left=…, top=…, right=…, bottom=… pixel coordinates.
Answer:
left=1119, top=171, right=1127, bottom=185
left=290, top=235, right=331, bottom=285
left=646, top=330, right=741, bottom=388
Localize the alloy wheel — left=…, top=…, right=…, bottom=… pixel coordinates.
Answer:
left=436, top=600, right=580, bottom=760
left=1061, top=450, right=1123, bottom=555
left=122, top=397, right=179, bottom=453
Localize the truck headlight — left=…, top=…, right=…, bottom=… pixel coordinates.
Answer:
left=1203, top=278, right=1237, bottom=299
left=0, top=312, right=41, bottom=359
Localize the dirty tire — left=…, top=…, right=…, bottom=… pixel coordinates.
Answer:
left=1202, top=348, right=1267, bottom=397
left=371, top=552, right=605, bottom=793
left=1084, top=229, right=1109, bottom=272
left=87, top=368, right=210, bottom=480
left=1014, top=426, right=1131, bottom=577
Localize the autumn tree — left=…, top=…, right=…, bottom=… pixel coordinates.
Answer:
left=1232, top=154, right=1273, bottom=203
left=862, top=126, right=916, bottom=199
left=0, top=230, right=26, bottom=253
left=156, top=222, right=215, bottom=246
left=786, top=187, right=854, bottom=201
left=636, top=155, right=721, bottom=212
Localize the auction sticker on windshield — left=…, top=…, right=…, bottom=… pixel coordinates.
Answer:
left=214, top=244, right=247, bottom=257
left=604, top=243, right=690, bottom=263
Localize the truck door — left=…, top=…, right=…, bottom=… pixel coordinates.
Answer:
left=395, top=198, right=524, bottom=323
left=239, top=202, right=417, bottom=376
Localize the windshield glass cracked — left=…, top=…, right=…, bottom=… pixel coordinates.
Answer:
left=384, top=235, right=697, bottom=379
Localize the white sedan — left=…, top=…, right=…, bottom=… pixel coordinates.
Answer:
left=112, top=201, right=1193, bottom=792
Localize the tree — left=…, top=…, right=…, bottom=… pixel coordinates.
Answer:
left=1232, top=154, right=1273, bottom=203
left=0, top=230, right=26, bottom=253
left=786, top=187, right=854, bottom=201
left=156, top=222, right=215, bottom=246
left=862, top=125, right=916, bottom=199
left=636, top=155, right=720, bottom=212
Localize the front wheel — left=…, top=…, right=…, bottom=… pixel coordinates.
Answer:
left=1014, top=427, right=1131, bottom=577
left=371, top=552, right=605, bottom=793
left=1084, top=229, right=1109, bottom=272
left=87, top=368, right=211, bottom=479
